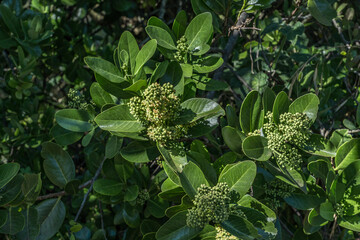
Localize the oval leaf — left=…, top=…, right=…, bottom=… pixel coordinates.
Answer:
left=242, top=136, right=272, bottom=161
left=55, top=109, right=93, bottom=133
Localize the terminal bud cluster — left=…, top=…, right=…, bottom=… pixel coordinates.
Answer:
left=129, top=82, right=188, bottom=145
left=263, top=112, right=311, bottom=169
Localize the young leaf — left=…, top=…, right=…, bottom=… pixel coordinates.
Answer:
left=118, top=31, right=139, bottom=74
left=240, top=90, right=262, bottom=134
left=134, top=39, right=157, bottom=75
left=84, top=57, right=126, bottom=84
left=90, top=82, right=114, bottom=107
left=172, top=10, right=187, bottom=39
left=146, top=25, right=177, bottom=50
left=185, top=12, right=213, bottom=51
left=272, top=91, right=290, bottom=124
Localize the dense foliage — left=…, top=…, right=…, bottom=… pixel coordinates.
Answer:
left=0, top=0, right=360, bottom=239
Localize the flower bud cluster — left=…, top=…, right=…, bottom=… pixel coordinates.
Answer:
left=264, top=178, right=295, bottom=210
left=129, top=83, right=187, bottom=145
left=136, top=189, right=150, bottom=206
left=247, top=129, right=261, bottom=137
left=67, top=88, right=93, bottom=110
left=186, top=183, right=233, bottom=228
left=263, top=112, right=311, bottom=169
left=215, top=225, right=238, bottom=240
left=174, top=36, right=188, bottom=62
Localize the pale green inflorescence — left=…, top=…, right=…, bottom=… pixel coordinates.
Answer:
left=174, top=36, right=188, bottom=62
left=215, top=225, right=238, bottom=240
left=129, top=82, right=188, bottom=145
left=264, top=178, right=295, bottom=210
left=263, top=111, right=311, bottom=170
left=136, top=189, right=150, bottom=206
left=67, top=88, right=94, bottom=110
left=186, top=182, right=238, bottom=228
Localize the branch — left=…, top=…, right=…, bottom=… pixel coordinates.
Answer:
left=332, top=19, right=350, bottom=50
left=213, top=12, right=248, bottom=81
left=158, top=0, right=167, bottom=20
left=36, top=180, right=92, bottom=201
left=75, top=156, right=107, bottom=222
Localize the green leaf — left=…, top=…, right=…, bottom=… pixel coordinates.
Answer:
left=221, top=215, right=260, bottom=240
left=172, top=10, right=187, bottom=39
left=50, top=124, right=83, bottom=146
left=94, top=105, right=145, bottom=133
left=0, top=5, right=21, bottom=37
left=218, top=161, right=257, bottom=197
left=90, top=82, right=114, bottom=107
left=105, top=135, right=123, bottom=159
left=64, top=179, right=81, bottom=195
left=114, top=155, right=134, bottom=183
left=36, top=198, right=66, bottom=240
left=278, top=164, right=307, bottom=193
left=121, top=142, right=159, bottom=163
left=335, top=139, right=360, bottom=171
left=338, top=215, right=360, bottom=232
left=118, top=31, right=139, bottom=74
left=21, top=174, right=42, bottom=205
left=95, top=73, right=133, bottom=99
left=0, top=208, right=25, bottom=235
left=193, top=56, right=223, bottom=73
left=238, top=195, right=276, bottom=222
left=16, top=207, right=40, bottom=240
left=0, top=210, right=7, bottom=229
left=123, top=80, right=147, bottom=93
left=84, top=57, right=126, bottom=83
left=0, top=174, right=24, bottom=206
left=124, top=185, right=139, bottom=202
left=82, top=129, right=95, bottom=147
left=41, top=142, right=75, bottom=188
left=319, top=201, right=334, bottom=221
left=150, top=61, right=169, bottom=84
left=93, top=179, right=123, bottom=196
left=180, top=161, right=209, bottom=199
left=178, top=98, right=224, bottom=123
left=289, top=93, right=320, bottom=123
left=146, top=26, right=177, bottom=50
left=55, top=109, right=93, bottom=133
left=307, top=159, right=331, bottom=181
left=141, top=220, right=161, bottom=235
left=308, top=208, right=328, bottom=226
left=329, top=129, right=352, bottom=149
left=307, top=0, right=336, bottom=26
left=185, top=12, right=212, bottom=51
left=357, top=104, right=360, bottom=126
left=155, top=211, right=202, bottom=240
left=242, top=136, right=272, bottom=161
left=301, top=134, right=336, bottom=157
left=284, top=184, right=326, bottom=210
left=160, top=61, right=184, bottom=96
left=262, top=87, right=276, bottom=115
left=157, top=144, right=187, bottom=173
left=165, top=195, right=192, bottom=218
left=272, top=91, right=290, bottom=124
left=123, top=203, right=140, bottom=228
left=240, top=91, right=262, bottom=134
left=221, top=126, right=244, bottom=155
left=225, top=105, right=240, bottom=129
left=147, top=196, right=169, bottom=218
left=0, top=162, right=20, bottom=189
left=147, top=16, right=176, bottom=40
left=134, top=39, right=157, bottom=75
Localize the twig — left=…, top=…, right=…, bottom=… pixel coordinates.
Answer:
left=225, top=63, right=252, bottom=91
left=349, top=129, right=360, bottom=134
left=36, top=180, right=92, bottom=201
left=330, top=215, right=337, bottom=239
left=332, top=19, right=350, bottom=50
left=213, top=12, right=248, bottom=81
left=279, top=219, right=294, bottom=237
left=98, top=200, right=108, bottom=240
left=158, top=0, right=167, bottom=20
left=2, top=50, right=16, bottom=76
left=75, top=156, right=107, bottom=222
